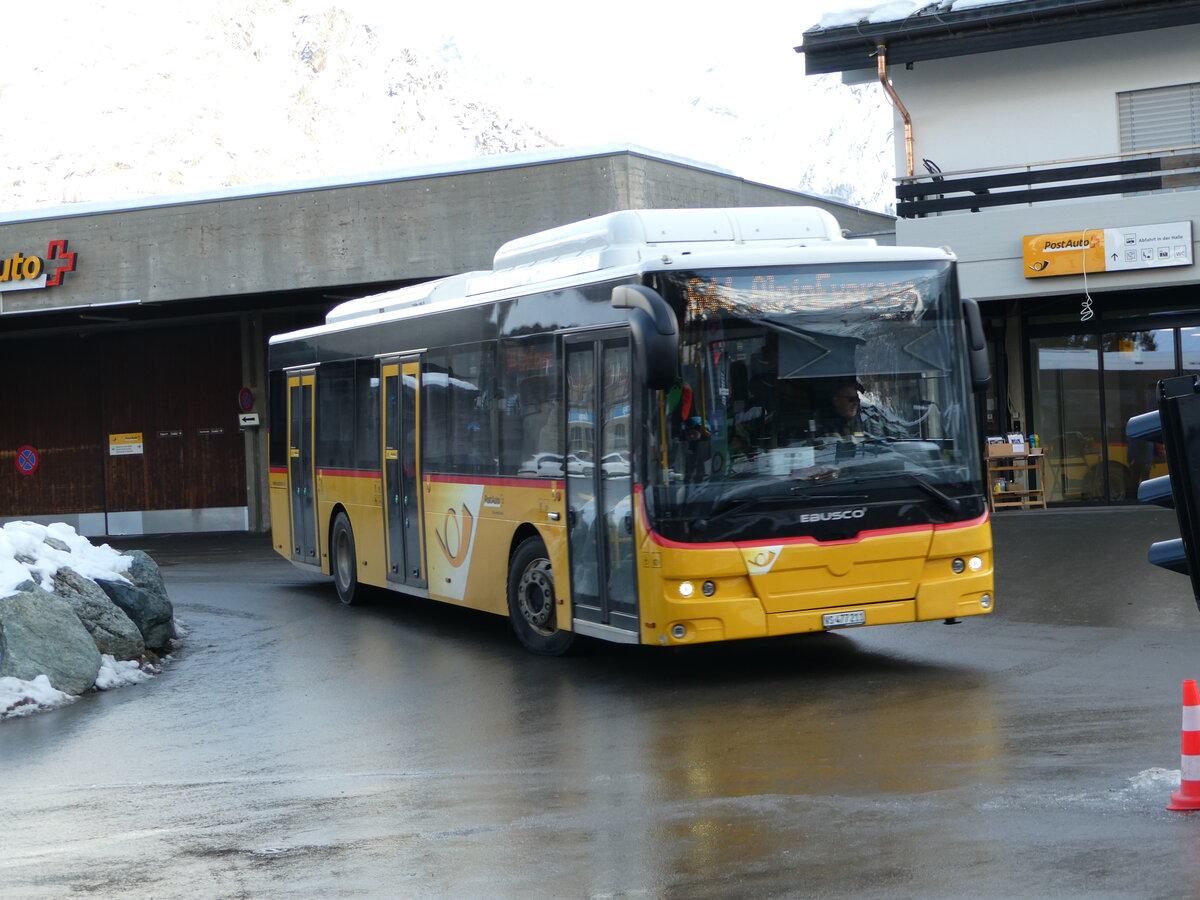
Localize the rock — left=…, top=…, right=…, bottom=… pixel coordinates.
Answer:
left=51, top=567, right=145, bottom=661
left=95, top=551, right=175, bottom=652
left=0, top=589, right=102, bottom=695
left=125, top=550, right=170, bottom=601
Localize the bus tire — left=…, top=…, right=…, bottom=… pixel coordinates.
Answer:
left=508, top=536, right=574, bottom=656
left=331, top=512, right=360, bottom=606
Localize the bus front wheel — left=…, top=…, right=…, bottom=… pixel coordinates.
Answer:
left=331, top=512, right=359, bottom=606
left=508, top=537, right=574, bottom=656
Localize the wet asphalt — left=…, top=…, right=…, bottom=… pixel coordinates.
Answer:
left=3, top=508, right=1200, bottom=898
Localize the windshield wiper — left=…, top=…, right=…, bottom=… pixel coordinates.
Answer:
left=895, top=471, right=962, bottom=513
left=686, top=490, right=868, bottom=532
left=834, top=470, right=963, bottom=514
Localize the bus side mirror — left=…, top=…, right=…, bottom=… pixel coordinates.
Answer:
left=612, top=285, right=679, bottom=390
left=962, top=298, right=991, bottom=392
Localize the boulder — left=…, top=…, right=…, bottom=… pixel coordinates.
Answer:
left=95, top=551, right=175, bottom=652
left=51, top=567, right=145, bottom=661
left=0, top=588, right=102, bottom=695
left=125, top=550, right=170, bottom=600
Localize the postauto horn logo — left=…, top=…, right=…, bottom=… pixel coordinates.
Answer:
left=0, top=239, right=78, bottom=290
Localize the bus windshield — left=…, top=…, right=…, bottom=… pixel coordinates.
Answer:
left=647, top=261, right=986, bottom=544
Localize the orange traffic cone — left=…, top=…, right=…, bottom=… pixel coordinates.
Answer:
left=1168, top=679, right=1200, bottom=811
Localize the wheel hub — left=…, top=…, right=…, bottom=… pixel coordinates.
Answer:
left=518, top=559, right=555, bottom=630
left=335, top=535, right=352, bottom=589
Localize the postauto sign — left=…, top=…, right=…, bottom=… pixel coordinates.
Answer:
left=0, top=239, right=78, bottom=291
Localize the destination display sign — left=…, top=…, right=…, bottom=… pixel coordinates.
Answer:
left=680, top=266, right=943, bottom=318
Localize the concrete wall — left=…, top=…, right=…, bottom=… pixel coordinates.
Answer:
left=0, top=150, right=894, bottom=316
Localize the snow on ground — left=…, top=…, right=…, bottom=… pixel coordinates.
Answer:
left=0, top=521, right=171, bottom=720
left=0, top=674, right=76, bottom=719
left=0, top=655, right=161, bottom=719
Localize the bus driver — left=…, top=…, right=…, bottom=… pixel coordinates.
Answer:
left=817, top=377, right=870, bottom=440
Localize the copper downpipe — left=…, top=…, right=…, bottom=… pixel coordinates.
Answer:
left=876, top=44, right=914, bottom=178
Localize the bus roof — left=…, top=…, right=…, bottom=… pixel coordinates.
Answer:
left=274, top=207, right=953, bottom=343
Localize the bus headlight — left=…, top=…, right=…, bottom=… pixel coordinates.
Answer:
left=678, top=582, right=694, bottom=598
left=671, top=624, right=687, bottom=639
left=952, top=556, right=984, bottom=575
left=702, top=580, right=717, bottom=597
left=980, top=593, right=993, bottom=609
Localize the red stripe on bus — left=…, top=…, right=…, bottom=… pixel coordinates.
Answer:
left=424, top=473, right=562, bottom=489
left=932, top=511, right=991, bottom=531
left=316, top=468, right=382, bottom=479
left=633, top=486, right=988, bottom=550
left=269, top=466, right=288, bottom=475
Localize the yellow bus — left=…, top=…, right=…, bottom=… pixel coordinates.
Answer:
left=268, top=207, right=995, bottom=654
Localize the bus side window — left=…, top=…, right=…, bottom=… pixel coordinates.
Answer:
left=354, top=359, right=380, bottom=471
left=500, top=336, right=561, bottom=478
left=428, top=343, right=498, bottom=476
left=268, top=369, right=287, bottom=470
left=316, top=361, right=356, bottom=470
left=422, top=357, right=449, bottom=473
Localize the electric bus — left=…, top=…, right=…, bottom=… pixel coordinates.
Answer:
left=268, top=206, right=994, bottom=654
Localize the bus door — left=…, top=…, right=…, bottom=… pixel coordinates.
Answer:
left=287, top=369, right=318, bottom=564
left=382, top=357, right=426, bottom=587
left=564, top=332, right=638, bottom=636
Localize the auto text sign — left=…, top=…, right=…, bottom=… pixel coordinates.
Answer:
left=1023, top=221, right=1193, bottom=278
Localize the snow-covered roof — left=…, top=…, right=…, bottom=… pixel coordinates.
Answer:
left=815, top=0, right=1019, bottom=30
left=800, top=0, right=1200, bottom=75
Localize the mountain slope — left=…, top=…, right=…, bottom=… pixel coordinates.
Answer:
left=0, top=1, right=893, bottom=213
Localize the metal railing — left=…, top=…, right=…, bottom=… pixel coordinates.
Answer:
left=896, top=146, right=1200, bottom=218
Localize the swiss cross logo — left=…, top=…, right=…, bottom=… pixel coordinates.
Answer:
left=45, top=239, right=77, bottom=287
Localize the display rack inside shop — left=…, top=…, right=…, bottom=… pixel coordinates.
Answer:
left=985, top=436, right=1047, bottom=511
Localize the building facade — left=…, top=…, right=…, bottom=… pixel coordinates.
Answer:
left=802, top=0, right=1200, bottom=503
left=0, top=146, right=894, bottom=536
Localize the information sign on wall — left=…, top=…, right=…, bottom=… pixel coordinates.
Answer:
left=1023, top=221, right=1193, bottom=278
left=108, top=432, right=144, bottom=456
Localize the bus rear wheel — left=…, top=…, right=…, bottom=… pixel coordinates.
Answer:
left=508, top=537, right=574, bottom=656
left=331, top=512, right=359, bottom=605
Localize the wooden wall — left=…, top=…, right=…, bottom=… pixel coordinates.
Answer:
left=0, top=321, right=246, bottom=516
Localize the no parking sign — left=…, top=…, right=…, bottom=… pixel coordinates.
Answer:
left=15, top=445, right=39, bottom=475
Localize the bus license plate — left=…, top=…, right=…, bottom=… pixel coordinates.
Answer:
left=823, top=610, right=866, bottom=628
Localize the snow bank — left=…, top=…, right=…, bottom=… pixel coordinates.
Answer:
left=0, top=520, right=131, bottom=599
left=1, top=655, right=162, bottom=719
left=0, top=674, right=76, bottom=718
